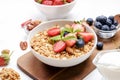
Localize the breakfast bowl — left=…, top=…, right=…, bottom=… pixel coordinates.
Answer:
left=34, top=0, right=76, bottom=20
left=28, top=19, right=97, bottom=67
left=93, top=15, right=120, bottom=39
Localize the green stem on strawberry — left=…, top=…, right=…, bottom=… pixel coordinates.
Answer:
left=63, top=0, right=68, bottom=4
left=37, top=0, right=42, bottom=3
left=9, top=51, right=14, bottom=57
left=0, top=50, right=13, bottom=66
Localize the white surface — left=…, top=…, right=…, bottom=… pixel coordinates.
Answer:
left=0, top=0, right=119, bottom=80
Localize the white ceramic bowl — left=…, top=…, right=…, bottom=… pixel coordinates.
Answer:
left=28, top=19, right=97, bottom=67
left=34, top=0, right=76, bottom=20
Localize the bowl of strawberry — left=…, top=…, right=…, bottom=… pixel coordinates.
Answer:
left=34, top=0, right=76, bottom=20
left=28, top=19, right=97, bottom=67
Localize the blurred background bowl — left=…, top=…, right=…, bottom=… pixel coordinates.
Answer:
left=34, top=0, right=76, bottom=20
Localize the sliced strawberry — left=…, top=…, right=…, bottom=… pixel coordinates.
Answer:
left=78, top=32, right=94, bottom=43
left=53, top=41, right=66, bottom=53
left=65, top=40, right=76, bottom=47
left=42, top=0, right=53, bottom=5
left=53, top=0, right=64, bottom=5
left=72, top=24, right=85, bottom=32
left=47, top=27, right=60, bottom=36
left=66, top=0, right=73, bottom=3
left=65, top=33, right=76, bottom=47
left=21, top=19, right=32, bottom=28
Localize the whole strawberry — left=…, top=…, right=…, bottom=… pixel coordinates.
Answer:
left=0, top=49, right=12, bottom=66
left=0, top=57, right=7, bottom=66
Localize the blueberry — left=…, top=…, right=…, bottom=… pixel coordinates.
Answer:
left=106, top=18, right=112, bottom=26
left=76, top=39, right=85, bottom=48
left=114, top=20, right=118, bottom=26
left=96, top=16, right=101, bottom=22
left=94, top=22, right=102, bottom=29
left=101, top=25, right=110, bottom=31
left=108, top=15, right=114, bottom=22
left=96, top=15, right=107, bottom=25
left=110, top=25, right=116, bottom=30
left=63, top=31, right=69, bottom=36
left=96, top=42, right=103, bottom=50
left=86, top=18, right=93, bottom=26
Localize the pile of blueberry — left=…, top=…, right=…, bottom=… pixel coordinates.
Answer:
left=94, top=15, right=118, bottom=31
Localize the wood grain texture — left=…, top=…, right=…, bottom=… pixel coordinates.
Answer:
left=17, top=30, right=120, bottom=80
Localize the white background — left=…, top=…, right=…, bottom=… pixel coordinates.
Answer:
left=0, top=0, right=120, bottom=80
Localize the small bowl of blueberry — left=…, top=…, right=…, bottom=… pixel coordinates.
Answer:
left=93, top=15, right=120, bottom=39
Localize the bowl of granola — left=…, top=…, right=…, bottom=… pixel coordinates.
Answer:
left=28, top=19, right=97, bottom=67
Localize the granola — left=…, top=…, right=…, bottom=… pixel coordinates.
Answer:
left=30, top=23, right=94, bottom=59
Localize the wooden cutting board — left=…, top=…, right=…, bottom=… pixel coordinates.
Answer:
left=17, top=30, right=120, bottom=80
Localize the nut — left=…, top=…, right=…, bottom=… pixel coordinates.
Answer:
left=27, top=25, right=35, bottom=31
left=31, top=20, right=41, bottom=27
left=66, top=47, right=74, bottom=54
left=26, top=20, right=41, bottom=31
left=20, top=41, right=28, bottom=50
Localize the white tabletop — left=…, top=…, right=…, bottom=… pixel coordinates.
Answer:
left=0, top=0, right=120, bottom=80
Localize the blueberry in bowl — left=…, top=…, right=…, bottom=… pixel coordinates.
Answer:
left=93, top=15, right=120, bottom=39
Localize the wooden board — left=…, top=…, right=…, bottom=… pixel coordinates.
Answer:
left=17, top=30, right=120, bottom=80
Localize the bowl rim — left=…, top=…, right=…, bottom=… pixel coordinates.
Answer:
left=28, top=19, right=97, bottom=61
left=34, top=0, right=76, bottom=8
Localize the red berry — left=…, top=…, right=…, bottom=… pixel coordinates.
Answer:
left=65, top=33, right=76, bottom=47
left=53, top=0, right=64, bottom=5
left=65, top=40, right=76, bottom=47
left=42, top=0, right=53, bottom=5
left=53, top=41, right=66, bottom=53
left=72, top=24, right=85, bottom=32
left=47, top=27, right=60, bottom=36
left=0, top=57, right=6, bottom=66
left=78, top=32, right=94, bottom=43
left=66, top=0, right=73, bottom=3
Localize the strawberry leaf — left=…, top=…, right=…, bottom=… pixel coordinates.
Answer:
left=1, top=49, right=10, bottom=54
left=60, top=27, right=73, bottom=37
left=73, top=29, right=81, bottom=33
left=50, top=35, right=62, bottom=41
left=1, top=54, right=10, bottom=60
left=62, top=36, right=77, bottom=41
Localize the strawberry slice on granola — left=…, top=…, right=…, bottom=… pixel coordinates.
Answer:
left=53, top=41, right=66, bottom=53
